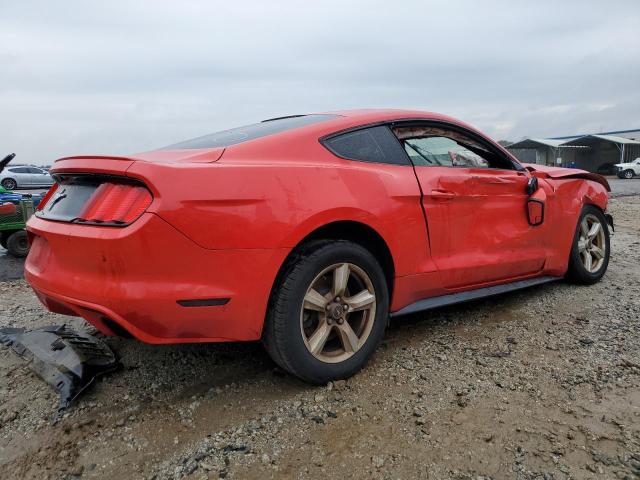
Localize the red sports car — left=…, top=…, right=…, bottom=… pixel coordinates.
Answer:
left=25, top=110, right=612, bottom=383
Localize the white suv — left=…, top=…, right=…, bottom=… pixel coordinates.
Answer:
left=615, top=158, right=640, bottom=179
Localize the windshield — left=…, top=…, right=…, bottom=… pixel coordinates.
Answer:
left=162, top=114, right=337, bottom=150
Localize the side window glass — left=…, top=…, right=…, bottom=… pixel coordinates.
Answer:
left=28, top=167, right=42, bottom=174
left=9, top=167, right=27, bottom=173
left=323, top=126, right=409, bottom=165
left=394, top=126, right=510, bottom=169
left=403, top=136, right=489, bottom=168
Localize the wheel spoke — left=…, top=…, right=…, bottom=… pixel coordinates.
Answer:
left=332, top=263, right=350, bottom=297
left=345, top=289, right=375, bottom=312
left=303, top=288, right=328, bottom=312
left=577, top=239, right=588, bottom=252
left=336, top=321, right=359, bottom=353
left=591, top=246, right=605, bottom=259
left=587, top=222, right=601, bottom=240
left=307, top=322, right=332, bottom=355
left=583, top=251, right=593, bottom=271
left=580, top=219, right=589, bottom=238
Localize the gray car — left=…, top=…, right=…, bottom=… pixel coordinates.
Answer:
left=0, top=166, right=54, bottom=190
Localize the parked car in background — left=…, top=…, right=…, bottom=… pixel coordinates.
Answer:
left=0, top=154, right=42, bottom=256
left=614, top=158, right=640, bottom=179
left=25, top=110, right=613, bottom=384
left=0, top=165, right=54, bottom=190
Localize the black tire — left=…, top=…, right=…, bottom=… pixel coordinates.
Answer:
left=6, top=230, right=29, bottom=257
left=263, top=240, right=389, bottom=384
left=623, top=169, right=634, bottom=179
left=1, top=178, right=17, bottom=190
left=565, top=206, right=610, bottom=285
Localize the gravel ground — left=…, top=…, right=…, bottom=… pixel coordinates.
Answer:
left=0, top=194, right=639, bottom=480
left=608, top=178, right=640, bottom=198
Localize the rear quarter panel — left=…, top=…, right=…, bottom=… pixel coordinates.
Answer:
left=126, top=146, right=431, bottom=278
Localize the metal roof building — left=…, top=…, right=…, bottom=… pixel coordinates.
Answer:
left=507, top=139, right=566, bottom=166
left=507, top=129, right=640, bottom=173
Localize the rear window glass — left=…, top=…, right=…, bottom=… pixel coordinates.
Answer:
left=162, top=114, right=337, bottom=150
left=322, top=126, right=409, bottom=165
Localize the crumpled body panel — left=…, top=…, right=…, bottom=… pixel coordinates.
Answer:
left=523, top=163, right=611, bottom=192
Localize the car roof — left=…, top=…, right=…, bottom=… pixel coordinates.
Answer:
left=323, top=108, right=453, bottom=121
left=318, top=108, right=465, bottom=126
left=249, top=109, right=480, bottom=143
left=305, top=109, right=481, bottom=136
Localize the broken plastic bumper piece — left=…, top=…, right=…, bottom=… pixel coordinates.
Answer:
left=0, top=324, right=119, bottom=410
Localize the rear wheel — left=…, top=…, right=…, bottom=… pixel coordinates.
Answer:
left=6, top=230, right=29, bottom=257
left=1, top=178, right=17, bottom=190
left=263, top=240, right=389, bottom=384
left=623, top=169, right=634, bottom=179
left=566, top=206, right=610, bottom=284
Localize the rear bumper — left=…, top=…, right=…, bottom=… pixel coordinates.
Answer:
left=25, top=213, right=289, bottom=344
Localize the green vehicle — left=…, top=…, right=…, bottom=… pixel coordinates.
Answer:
left=0, top=153, right=40, bottom=257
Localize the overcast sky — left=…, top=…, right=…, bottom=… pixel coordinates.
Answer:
left=1, top=1, right=639, bottom=165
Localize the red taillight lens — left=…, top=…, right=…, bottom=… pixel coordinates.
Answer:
left=78, top=183, right=152, bottom=225
left=36, top=183, right=59, bottom=211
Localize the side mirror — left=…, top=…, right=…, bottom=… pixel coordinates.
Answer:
left=527, top=188, right=546, bottom=226
left=525, top=177, right=538, bottom=195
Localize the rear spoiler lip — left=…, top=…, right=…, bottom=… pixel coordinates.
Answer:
left=50, top=157, right=136, bottom=176
left=55, top=155, right=138, bottom=163
left=54, top=148, right=225, bottom=166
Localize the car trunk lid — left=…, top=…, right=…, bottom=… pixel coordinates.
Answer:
left=41, top=148, right=226, bottom=226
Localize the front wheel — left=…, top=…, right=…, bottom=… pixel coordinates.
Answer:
left=623, top=169, right=634, bottom=179
left=263, top=240, right=389, bottom=384
left=566, top=206, right=610, bottom=284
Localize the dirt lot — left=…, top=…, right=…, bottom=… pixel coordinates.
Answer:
left=1, top=193, right=639, bottom=480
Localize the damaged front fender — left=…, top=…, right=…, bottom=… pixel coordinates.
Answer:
left=0, top=325, right=120, bottom=411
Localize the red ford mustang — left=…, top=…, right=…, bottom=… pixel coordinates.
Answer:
left=25, top=110, right=612, bottom=383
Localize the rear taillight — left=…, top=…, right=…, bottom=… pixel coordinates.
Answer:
left=77, top=183, right=152, bottom=225
left=36, top=183, right=59, bottom=211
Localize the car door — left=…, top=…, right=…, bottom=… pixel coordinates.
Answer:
left=393, top=124, right=547, bottom=289
left=28, top=167, right=49, bottom=186
left=7, top=167, right=30, bottom=187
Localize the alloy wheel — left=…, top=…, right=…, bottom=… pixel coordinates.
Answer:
left=2, top=179, right=16, bottom=190
left=577, top=214, right=606, bottom=273
left=624, top=170, right=634, bottom=179
left=300, top=263, right=376, bottom=363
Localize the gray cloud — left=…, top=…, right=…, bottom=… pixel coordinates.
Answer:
left=1, top=0, right=638, bottom=164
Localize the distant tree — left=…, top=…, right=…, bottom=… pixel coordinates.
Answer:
left=497, top=140, right=513, bottom=147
